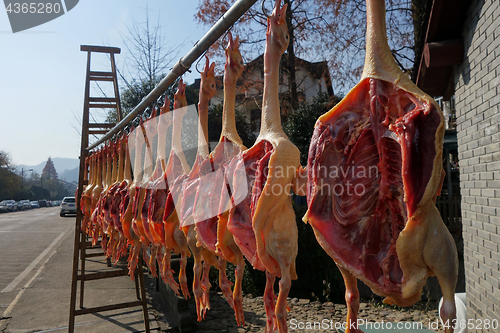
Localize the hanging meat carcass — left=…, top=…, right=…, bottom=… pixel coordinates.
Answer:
left=214, top=34, right=251, bottom=326
left=100, top=137, right=129, bottom=262
left=190, top=33, right=247, bottom=324
left=94, top=141, right=117, bottom=255
left=138, top=105, right=168, bottom=280
left=108, top=135, right=129, bottom=261
left=132, top=111, right=156, bottom=246
left=131, top=110, right=161, bottom=275
left=179, top=57, right=219, bottom=321
left=105, top=133, right=137, bottom=260
left=145, top=101, right=171, bottom=252
left=154, top=78, right=193, bottom=299
left=142, top=97, right=186, bottom=294
left=224, top=2, right=300, bottom=331
left=303, top=0, right=458, bottom=332
left=81, top=152, right=96, bottom=235
left=88, top=148, right=106, bottom=246
left=121, top=118, right=155, bottom=277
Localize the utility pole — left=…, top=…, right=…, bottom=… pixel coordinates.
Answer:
left=21, top=168, right=33, bottom=188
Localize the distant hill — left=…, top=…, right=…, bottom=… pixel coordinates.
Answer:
left=17, top=157, right=80, bottom=183
left=60, top=167, right=79, bottom=183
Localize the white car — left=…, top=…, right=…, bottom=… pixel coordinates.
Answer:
left=60, top=197, right=77, bottom=217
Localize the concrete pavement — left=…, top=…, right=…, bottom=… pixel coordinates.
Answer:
left=0, top=210, right=169, bottom=333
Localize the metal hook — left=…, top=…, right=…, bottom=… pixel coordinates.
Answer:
left=195, top=48, right=210, bottom=74
left=262, top=0, right=270, bottom=18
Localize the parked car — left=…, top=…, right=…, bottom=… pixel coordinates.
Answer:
left=21, top=200, right=31, bottom=210
left=60, top=197, right=76, bottom=217
left=30, top=201, right=39, bottom=209
left=2, top=200, right=17, bottom=212
left=38, top=200, right=47, bottom=208
left=0, top=202, right=8, bottom=213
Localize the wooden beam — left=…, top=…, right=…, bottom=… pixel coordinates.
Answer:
left=424, top=39, right=464, bottom=68
left=80, top=45, right=121, bottom=54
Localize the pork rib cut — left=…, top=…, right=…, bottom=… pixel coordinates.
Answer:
left=303, top=0, right=458, bottom=332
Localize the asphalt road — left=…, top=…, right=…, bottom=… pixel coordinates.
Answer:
left=0, top=207, right=72, bottom=303
left=0, top=207, right=159, bottom=332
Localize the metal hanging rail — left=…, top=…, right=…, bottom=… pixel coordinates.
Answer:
left=86, top=0, right=258, bottom=151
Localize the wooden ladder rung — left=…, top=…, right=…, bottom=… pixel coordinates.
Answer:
left=89, top=97, right=118, bottom=103
left=88, top=123, right=116, bottom=128
left=89, top=71, right=115, bottom=82
left=77, top=269, right=129, bottom=281
left=74, top=300, right=143, bottom=316
left=89, top=103, right=117, bottom=109
left=88, top=71, right=113, bottom=77
left=85, top=252, right=105, bottom=258
left=89, top=130, right=111, bottom=135
left=90, top=76, right=115, bottom=82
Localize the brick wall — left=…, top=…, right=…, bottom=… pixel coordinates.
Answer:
left=454, top=0, right=500, bottom=330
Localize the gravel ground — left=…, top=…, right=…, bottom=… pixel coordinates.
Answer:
left=156, top=291, right=445, bottom=332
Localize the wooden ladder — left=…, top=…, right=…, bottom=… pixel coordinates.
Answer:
left=69, top=45, right=150, bottom=333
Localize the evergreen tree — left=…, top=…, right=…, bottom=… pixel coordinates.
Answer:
left=41, top=157, right=58, bottom=180
left=283, top=93, right=341, bottom=165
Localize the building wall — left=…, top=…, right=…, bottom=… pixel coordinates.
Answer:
left=294, top=68, right=330, bottom=103
left=211, top=61, right=330, bottom=124
left=454, top=0, right=500, bottom=330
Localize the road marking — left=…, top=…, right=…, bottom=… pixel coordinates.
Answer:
left=1, top=228, right=70, bottom=293
left=0, top=227, right=71, bottom=332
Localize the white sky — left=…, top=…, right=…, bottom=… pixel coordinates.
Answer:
left=0, top=0, right=208, bottom=166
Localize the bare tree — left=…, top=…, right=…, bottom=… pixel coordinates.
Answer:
left=196, top=0, right=414, bottom=97
left=106, top=6, right=184, bottom=122
left=119, top=6, right=183, bottom=91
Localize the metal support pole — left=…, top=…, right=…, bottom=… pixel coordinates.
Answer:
left=86, top=0, right=258, bottom=151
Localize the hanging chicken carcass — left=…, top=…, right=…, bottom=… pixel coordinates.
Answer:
left=121, top=118, right=153, bottom=277
left=179, top=57, right=219, bottom=321
left=156, top=79, right=193, bottom=299
left=190, top=33, right=249, bottom=324
left=100, top=137, right=129, bottom=261
left=142, top=97, right=187, bottom=294
left=303, top=0, right=458, bottom=332
left=88, top=147, right=107, bottom=246
left=81, top=152, right=96, bottom=235
left=224, top=2, right=300, bottom=331
left=108, top=135, right=130, bottom=261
